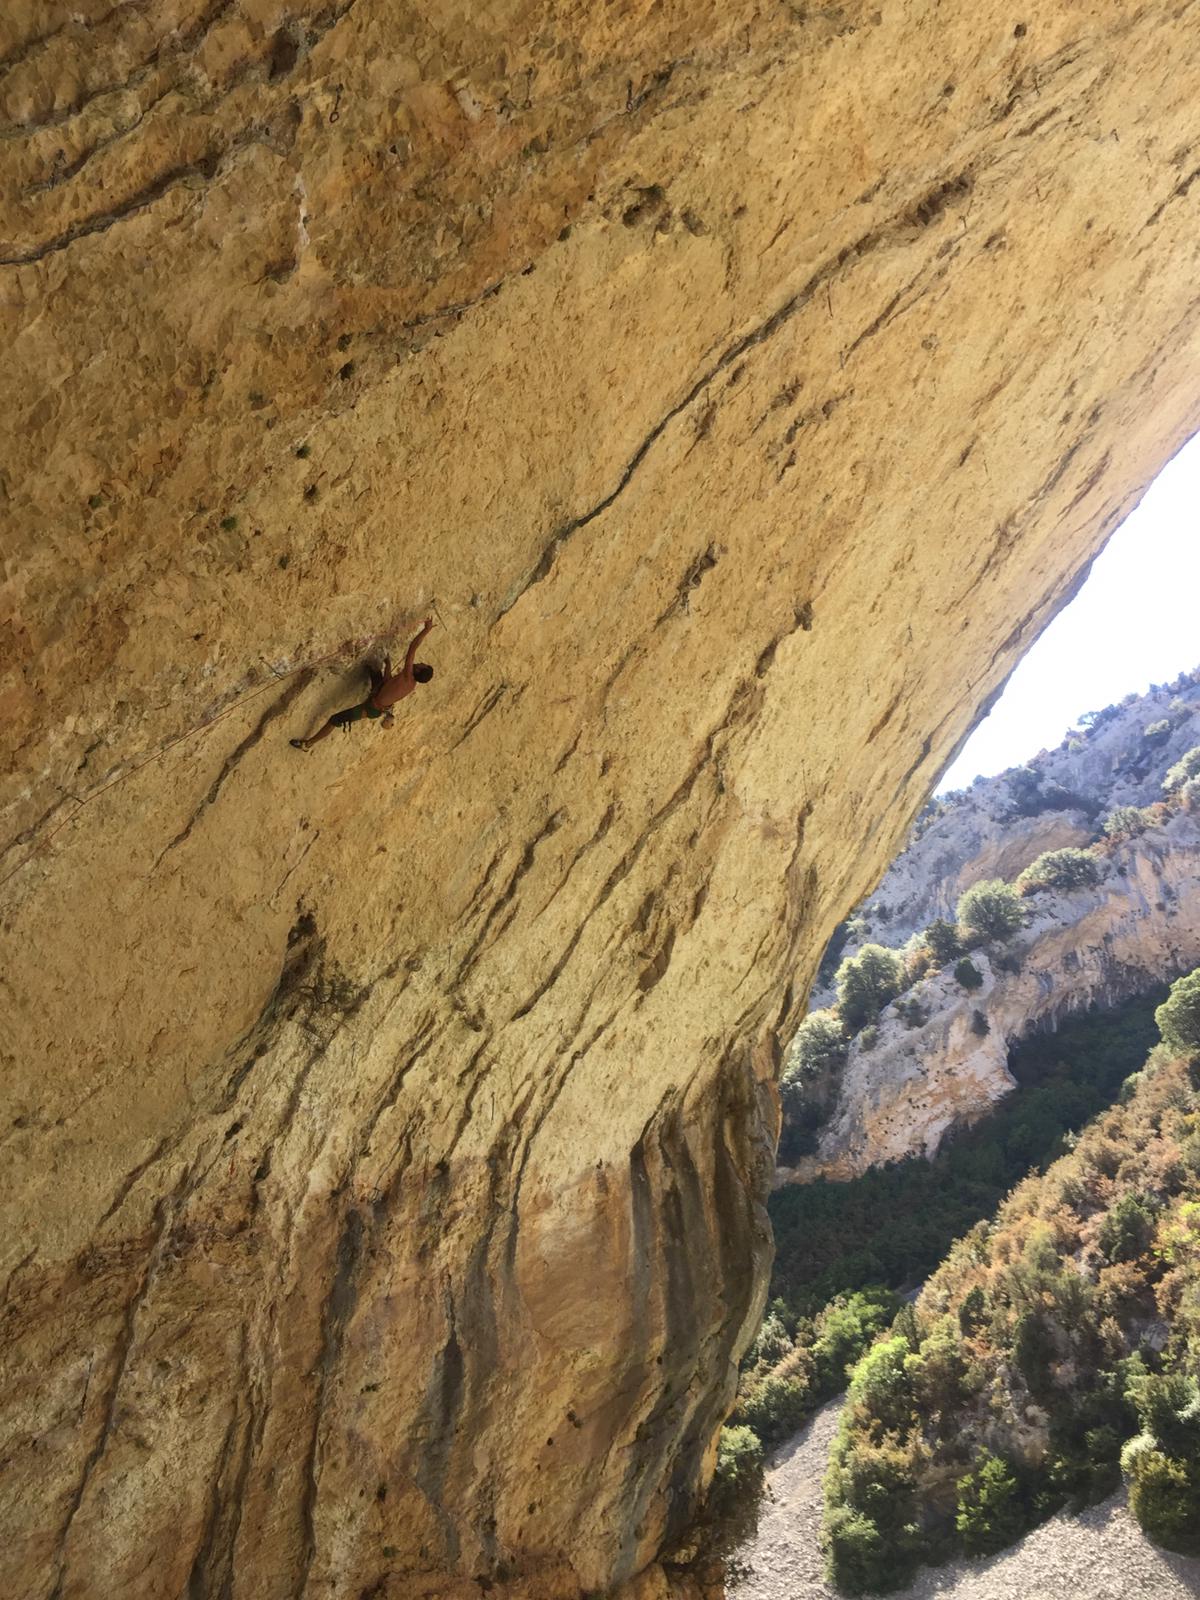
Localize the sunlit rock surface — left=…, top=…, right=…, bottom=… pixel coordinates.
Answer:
left=3, top=2, right=1200, bottom=1595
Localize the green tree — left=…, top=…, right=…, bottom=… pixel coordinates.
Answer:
left=1005, top=765, right=1045, bottom=816
left=1164, top=745, right=1200, bottom=792
left=787, top=1009, right=847, bottom=1078
left=923, top=918, right=962, bottom=967
left=1122, top=1373, right=1200, bottom=1555
left=812, top=1289, right=902, bottom=1392
left=779, top=1009, right=849, bottom=1163
left=703, top=1425, right=765, bottom=1552
left=956, top=1451, right=1027, bottom=1555
left=737, top=1373, right=811, bottom=1445
left=1098, top=1192, right=1155, bottom=1264
left=954, top=957, right=984, bottom=992
left=849, top=1336, right=915, bottom=1432
left=1156, top=967, right=1200, bottom=1058
left=957, top=879, right=1024, bottom=944
left=959, top=1284, right=988, bottom=1336
left=822, top=1505, right=888, bottom=1596
left=1103, top=805, right=1149, bottom=839
left=836, top=944, right=904, bottom=1032
left=1123, top=1443, right=1200, bottom=1554
left=1017, top=848, right=1104, bottom=895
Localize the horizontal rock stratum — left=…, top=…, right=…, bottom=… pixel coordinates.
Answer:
left=3, top=3, right=1200, bottom=1597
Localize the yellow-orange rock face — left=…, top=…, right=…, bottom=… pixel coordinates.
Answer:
left=2, top=2, right=1199, bottom=1595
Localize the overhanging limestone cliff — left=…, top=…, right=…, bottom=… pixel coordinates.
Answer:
left=3, top=2, right=1200, bottom=1596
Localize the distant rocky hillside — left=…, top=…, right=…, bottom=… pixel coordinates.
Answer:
left=811, top=670, right=1200, bottom=1007
left=781, top=683, right=1200, bottom=1179
left=792, top=805, right=1200, bottom=1180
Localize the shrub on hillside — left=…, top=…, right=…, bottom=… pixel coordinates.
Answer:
left=1144, top=719, right=1172, bottom=742
left=1122, top=1372, right=1200, bottom=1555
left=732, top=1289, right=900, bottom=1448
left=737, top=1371, right=812, bottom=1443
left=836, top=945, right=904, bottom=1032
left=955, top=1451, right=1028, bottom=1555
left=1005, top=765, right=1046, bottom=817
left=954, top=957, right=983, bottom=992
left=1156, top=967, right=1200, bottom=1059
left=1098, top=1192, right=1156, bottom=1264
left=823, top=1344, right=924, bottom=1594
left=923, top=917, right=962, bottom=967
left=779, top=1010, right=848, bottom=1162
left=817, top=1039, right=1200, bottom=1586
left=1164, top=746, right=1200, bottom=793
left=787, top=1010, right=847, bottom=1077
left=957, top=879, right=1024, bottom=944
left=822, top=1504, right=890, bottom=1596
left=701, top=1425, right=765, bottom=1553
left=812, top=1289, right=903, bottom=1392
left=1017, top=848, right=1104, bottom=895
left=1103, top=805, right=1150, bottom=840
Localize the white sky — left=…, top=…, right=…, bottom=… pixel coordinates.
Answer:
left=937, top=432, right=1200, bottom=793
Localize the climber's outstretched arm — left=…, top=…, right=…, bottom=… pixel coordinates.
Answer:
left=403, top=617, right=434, bottom=677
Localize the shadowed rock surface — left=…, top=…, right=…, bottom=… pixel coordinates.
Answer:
left=3, top=2, right=1200, bottom=1596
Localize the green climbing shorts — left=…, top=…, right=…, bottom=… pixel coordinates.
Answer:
left=332, top=700, right=385, bottom=728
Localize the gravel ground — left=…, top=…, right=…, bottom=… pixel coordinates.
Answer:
left=729, top=1399, right=1200, bottom=1600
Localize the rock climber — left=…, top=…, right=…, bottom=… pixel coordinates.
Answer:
left=290, top=618, right=435, bottom=750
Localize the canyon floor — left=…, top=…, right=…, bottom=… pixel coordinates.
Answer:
left=729, top=1400, right=1200, bottom=1600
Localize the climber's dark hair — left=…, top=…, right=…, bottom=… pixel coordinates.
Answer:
left=413, top=662, right=434, bottom=683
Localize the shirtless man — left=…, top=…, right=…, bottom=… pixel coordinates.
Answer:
left=290, top=618, right=435, bottom=750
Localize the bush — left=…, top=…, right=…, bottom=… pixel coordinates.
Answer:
left=1098, top=1192, right=1156, bottom=1264
left=954, top=957, right=984, bottom=991
left=1103, top=805, right=1149, bottom=839
left=703, top=1425, right=765, bottom=1552
left=824, top=1425, right=922, bottom=1593
left=737, top=1372, right=812, bottom=1444
left=1130, top=1372, right=1200, bottom=1456
left=780, top=1010, right=848, bottom=1163
left=956, top=1451, right=1027, bottom=1555
left=788, top=1009, right=848, bottom=1078
left=812, top=1289, right=903, bottom=1392
left=971, top=1009, right=990, bottom=1036
left=823, top=1504, right=888, bottom=1595
left=957, top=879, right=1024, bottom=944
left=747, top=1311, right=792, bottom=1366
left=1005, top=765, right=1046, bottom=817
left=1124, top=1442, right=1200, bottom=1553
left=1122, top=1373, right=1200, bottom=1555
left=836, top=945, right=904, bottom=1032
left=1144, top=719, right=1172, bottom=741
left=849, top=1336, right=915, bottom=1432
left=1164, top=746, right=1200, bottom=792
left=896, top=996, right=928, bottom=1029
left=1017, top=848, right=1104, bottom=895
left=959, top=1284, right=988, bottom=1335
left=923, top=918, right=962, bottom=967
left=1156, top=967, right=1200, bottom=1058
